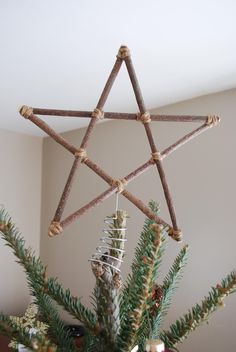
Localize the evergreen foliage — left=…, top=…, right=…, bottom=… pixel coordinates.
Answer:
left=0, top=204, right=236, bottom=352
left=159, top=271, right=236, bottom=349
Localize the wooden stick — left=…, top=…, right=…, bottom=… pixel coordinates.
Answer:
left=52, top=117, right=95, bottom=225
left=96, top=56, right=123, bottom=109
left=53, top=156, right=82, bottom=222
left=52, top=56, right=124, bottom=222
left=32, top=108, right=211, bottom=123
left=124, top=55, right=147, bottom=113
left=61, top=185, right=119, bottom=228
left=84, top=158, right=170, bottom=228
left=162, top=122, right=212, bottom=158
left=23, top=113, right=77, bottom=154
left=124, top=53, right=179, bottom=231
left=122, top=189, right=169, bottom=227
left=144, top=122, right=179, bottom=231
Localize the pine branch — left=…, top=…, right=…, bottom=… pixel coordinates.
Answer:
left=135, top=244, right=189, bottom=352
left=35, top=293, right=76, bottom=351
left=159, top=271, right=236, bottom=349
left=0, top=209, right=96, bottom=330
left=152, top=244, right=189, bottom=337
left=120, top=201, right=164, bottom=315
left=118, top=201, right=166, bottom=351
left=46, top=277, right=97, bottom=331
left=0, top=209, right=95, bottom=351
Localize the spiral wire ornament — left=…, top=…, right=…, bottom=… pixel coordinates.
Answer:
left=89, top=194, right=127, bottom=273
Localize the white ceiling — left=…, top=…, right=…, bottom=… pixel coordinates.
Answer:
left=1, top=0, right=236, bottom=137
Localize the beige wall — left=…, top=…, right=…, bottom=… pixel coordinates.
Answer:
left=0, top=130, right=42, bottom=315
left=41, top=89, right=236, bottom=352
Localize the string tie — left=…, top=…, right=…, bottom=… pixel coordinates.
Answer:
left=151, top=151, right=163, bottom=162
left=117, top=46, right=130, bottom=59
left=168, top=227, right=182, bottom=242
left=74, top=148, right=87, bottom=162
left=206, top=115, right=220, bottom=127
left=112, top=178, right=128, bottom=193
left=48, top=221, right=63, bottom=237
left=92, top=108, right=104, bottom=119
left=137, top=112, right=151, bottom=124
left=19, top=105, right=33, bottom=119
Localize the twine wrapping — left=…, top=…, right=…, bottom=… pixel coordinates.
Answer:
left=136, top=112, right=151, bottom=124
left=92, top=108, right=104, bottom=119
left=74, top=148, right=87, bottom=162
left=117, top=46, right=130, bottom=59
left=151, top=151, right=163, bottom=163
left=112, top=178, right=128, bottom=193
left=168, top=227, right=182, bottom=242
left=206, top=115, right=220, bottom=127
left=48, top=221, right=63, bottom=237
left=19, top=105, right=33, bottom=119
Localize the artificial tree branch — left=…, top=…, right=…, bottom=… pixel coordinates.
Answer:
left=152, top=245, right=189, bottom=338
left=159, top=271, right=236, bottom=349
left=119, top=202, right=166, bottom=351
left=0, top=210, right=97, bottom=335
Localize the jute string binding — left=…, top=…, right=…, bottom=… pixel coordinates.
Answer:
left=117, top=46, right=130, bottom=59
left=112, top=178, right=128, bottom=193
left=92, top=108, right=104, bottom=119
left=74, top=148, right=87, bottom=162
left=151, top=151, right=163, bottom=162
left=19, top=105, right=33, bottom=119
left=48, top=221, right=63, bottom=237
left=168, top=228, right=182, bottom=242
left=136, top=112, right=151, bottom=124
left=206, top=115, right=220, bottom=127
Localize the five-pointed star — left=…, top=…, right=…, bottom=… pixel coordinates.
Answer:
left=19, top=46, right=220, bottom=242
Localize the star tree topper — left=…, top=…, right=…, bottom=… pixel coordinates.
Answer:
left=19, top=45, right=220, bottom=242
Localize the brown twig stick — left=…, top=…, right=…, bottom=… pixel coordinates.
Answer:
left=52, top=56, right=123, bottom=222
left=84, top=158, right=170, bottom=228
left=96, top=56, right=123, bottom=109
left=145, top=122, right=178, bottom=231
left=32, top=108, right=210, bottom=123
left=161, top=122, right=214, bottom=158
left=122, top=189, right=169, bottom=227
left=61, top=185, right=119, bottom=228
left=124, top=54, right=146, bottom=113
left=20, top=110, right=77, bottom=154
left=53, top=157, right=82, bottom=221
left=124, top=53, right=179, bottom=232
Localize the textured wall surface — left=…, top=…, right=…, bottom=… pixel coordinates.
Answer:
left=40, top=89, right=236, bottom=352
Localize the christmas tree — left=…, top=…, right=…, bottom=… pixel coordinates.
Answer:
left=0, top=202, right=236, bottom=352
left=1, top=45, right=235, bottom=351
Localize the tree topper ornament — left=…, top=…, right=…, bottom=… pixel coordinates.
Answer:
left=19, top=45, right=220, bottom=241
